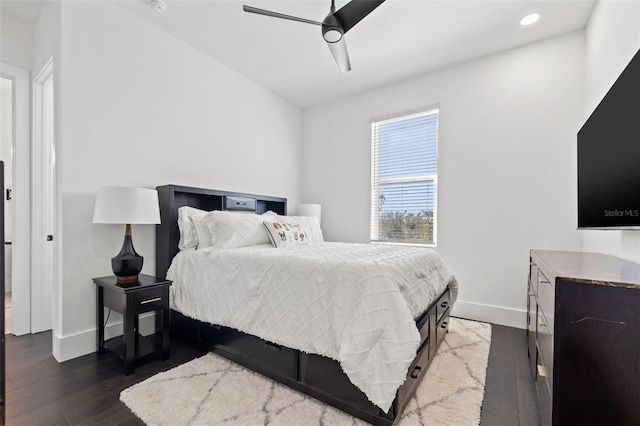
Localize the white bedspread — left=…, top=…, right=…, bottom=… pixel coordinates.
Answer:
left=167, top=242, right=458, bottom=412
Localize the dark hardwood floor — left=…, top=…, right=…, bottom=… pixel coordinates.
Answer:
left=4, top=324, right=540, bottom=425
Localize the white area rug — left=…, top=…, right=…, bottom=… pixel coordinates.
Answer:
left=121, top=318, right=491, bottom=426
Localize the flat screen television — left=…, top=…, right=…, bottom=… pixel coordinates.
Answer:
left=577, top=48, right=640, bottom=229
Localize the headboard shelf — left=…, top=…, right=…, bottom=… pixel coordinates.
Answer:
left=155, top=185, right=287, bottom=279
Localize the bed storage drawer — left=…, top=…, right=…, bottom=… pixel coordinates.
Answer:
left=300, top=353, right=379, bottom=416
left=436, top=311, right=449, bottom=348
left=416, top=310, right=430, bottom=345
left=393, top=334, right=431, bottom=417
left=435, top=288, right=451, bottom=322
left=202, top=324, right=297, bottom=379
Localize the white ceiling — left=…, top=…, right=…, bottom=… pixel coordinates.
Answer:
left=2, top=0, right=596, bottom=108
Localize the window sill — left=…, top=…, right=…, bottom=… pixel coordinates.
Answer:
left=370, top=241, right=436, bottom=248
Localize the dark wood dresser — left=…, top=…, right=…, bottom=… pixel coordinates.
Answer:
left=527, top=250, right=640, bottom=426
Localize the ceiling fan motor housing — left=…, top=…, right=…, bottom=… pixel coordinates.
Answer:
left=322, top=14, right=344, bottom=43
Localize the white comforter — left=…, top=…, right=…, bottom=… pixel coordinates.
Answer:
left=167, top=242, right=458, bottom=412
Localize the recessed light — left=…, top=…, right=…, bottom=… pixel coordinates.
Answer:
left=148, top=0, right=167, bottom=13
left=520, top=13, right=540, bottom=26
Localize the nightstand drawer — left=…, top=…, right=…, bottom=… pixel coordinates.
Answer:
left=134, top=287, right=167, bottom=313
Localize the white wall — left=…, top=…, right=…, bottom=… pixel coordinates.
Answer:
left=302, top=31, right=585, bottom=328
left=32, top=0, right=60, bottom=76
left=0, top=10, right=36, bottom=297
left=582, top=0, right=640, bottom=263
left=56, top=1, right=302, bottom=361
left=0, top=14, right=32, bottom=70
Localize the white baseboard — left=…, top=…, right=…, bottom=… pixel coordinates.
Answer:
left=53, top=312, right=156, bottom=362
left=52, top=301, right=525, bottom=362
left=452, top=300, right=526, bottom=329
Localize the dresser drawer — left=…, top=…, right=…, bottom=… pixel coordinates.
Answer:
left=527, top=291, right=537, bottom=362
left=536, top=310, right=553, bottom=389
left=134, top=287, right=167, bottom=313
left=536, top=364, right=553, bottom=426
left=536, top=270, right=555, bottom=331
left=529, top=258, right=538, bottom=297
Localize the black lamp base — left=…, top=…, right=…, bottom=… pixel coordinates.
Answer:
left=112, top=224, right=143, bottom=284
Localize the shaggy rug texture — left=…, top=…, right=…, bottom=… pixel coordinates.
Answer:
left=121, top=317, right=491, bottom=425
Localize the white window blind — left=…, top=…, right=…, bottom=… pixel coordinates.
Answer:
left=370, top=108, right=438, bottom=245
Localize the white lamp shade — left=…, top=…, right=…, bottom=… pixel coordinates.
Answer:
left=93, top=187, right=160, bottom=224
left=294, top=204, right=321, bottom=222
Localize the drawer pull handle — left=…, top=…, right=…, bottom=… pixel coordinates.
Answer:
left=538, top=317, right=547, bottom=327
left=440, top=321, right=448, bottom=329
left=530, top=262, right=537, bottom=267
left=140, top=297, right=162, bottom=305
left=410, top=366, right=422, bottom=379
left=528, top=291, right=534, bottom=297
left=539, top=279, right=550, bottom=284
left=440, top=301, right=448, bottom=308
left=537, top=364, right=547, bottom=378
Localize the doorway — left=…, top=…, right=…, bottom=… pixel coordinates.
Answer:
left=1, top=62, right=31, bottom=337
left=0, top=78, right=12, bottom=334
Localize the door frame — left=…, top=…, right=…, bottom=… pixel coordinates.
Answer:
left=0, top=62, right=31, bottom=336
left=31, top=58, right=55, bottom=333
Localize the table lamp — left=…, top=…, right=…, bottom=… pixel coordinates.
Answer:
left=93, top=187, right=160, bottom=283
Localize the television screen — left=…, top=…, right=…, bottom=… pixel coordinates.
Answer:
left=577, top=49, right=640, bottom=229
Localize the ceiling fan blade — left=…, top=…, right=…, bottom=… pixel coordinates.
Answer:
left=334, top=0, right=385, bottom=33
left=327, top=38, right=351, bottom=73
left=243, top=5, right=322, bottom=26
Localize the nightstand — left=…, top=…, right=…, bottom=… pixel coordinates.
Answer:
left=93, top=274, right=172, bottom=375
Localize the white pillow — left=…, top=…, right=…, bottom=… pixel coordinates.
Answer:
left=273, top=215, right=324, bottom=243
left=263, top=221, right=311, bottom=248
left=177, top=206, right=208, bottom=250
left=200, top=210, right=276, bottom=249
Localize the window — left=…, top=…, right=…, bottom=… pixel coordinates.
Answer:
left=370, top=108, right=439, bottom=245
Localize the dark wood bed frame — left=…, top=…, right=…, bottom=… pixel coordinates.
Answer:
left=155, top=184, right=451, bottom=425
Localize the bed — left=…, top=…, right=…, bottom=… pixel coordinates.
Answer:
left=155, top=184, right=458, bottom=425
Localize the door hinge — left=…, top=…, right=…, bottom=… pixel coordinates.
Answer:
left=6, top=188, right=11, bottom=200
left=47, top=235, right=53, bottom=241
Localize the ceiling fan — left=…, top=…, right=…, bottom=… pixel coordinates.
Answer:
left=243, top=0, right=386, bottom=73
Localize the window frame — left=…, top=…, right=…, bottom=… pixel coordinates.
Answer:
left=370, top=108, right=439, bottom=247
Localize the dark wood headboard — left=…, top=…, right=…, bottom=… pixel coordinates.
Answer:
left=155, top=185, right=287, bottom=279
